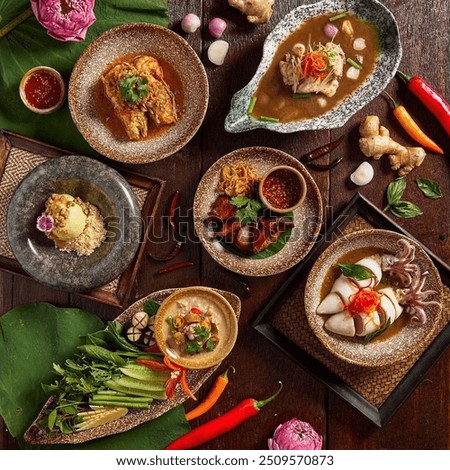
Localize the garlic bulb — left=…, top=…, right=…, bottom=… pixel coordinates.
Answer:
left=181, top=13, right=201, bottom=33
left=208, top=40, right=229, bottom=65
left=350, top=162, right=374, bottom=186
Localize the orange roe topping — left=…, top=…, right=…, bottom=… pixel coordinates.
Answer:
left=345, top=288, right=380, bottom=317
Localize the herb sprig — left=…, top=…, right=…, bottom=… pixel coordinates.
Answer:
left=384, top=177, right=423, bottom=219
left=338, top=263, right=375, bottom=281
left=119, top=75, right=149, bottom=104
left=230, top=196, right=264, bottom=225
left=416, top=178, right=442, bottom=199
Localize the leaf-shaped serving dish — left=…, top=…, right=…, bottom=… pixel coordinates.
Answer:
left=23, top=288, right=240, bottom=445
left=225, top=0, right=402, bottom=133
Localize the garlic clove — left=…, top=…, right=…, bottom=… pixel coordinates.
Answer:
left=208, top=40, right=230, bottom=65
left=346, top=66, right=360, bottom=80
left=350, top=161, right=374, bottom=186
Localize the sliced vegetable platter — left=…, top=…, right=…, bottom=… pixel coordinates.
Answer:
left=24, top=288, right=241, bottom=445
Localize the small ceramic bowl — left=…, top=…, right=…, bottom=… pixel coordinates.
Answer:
left=154, top=287, right=239, bottom=369
left=19, top=66, right=65, bottom=114
left=258, top=165, right=307, bottom=214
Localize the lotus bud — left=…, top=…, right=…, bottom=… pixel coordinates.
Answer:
left=268, top=418, right=323, bottom=450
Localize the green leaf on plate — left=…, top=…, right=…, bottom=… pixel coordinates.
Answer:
left=416, top=178, right=442, bottom=199
left=364, top=318, right=392, bottom=344
left=143, top=300, right=160, bottom=317
left=338, top=263, right=375, bottom=281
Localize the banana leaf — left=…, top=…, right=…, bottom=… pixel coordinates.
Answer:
left=0, top=302, right=190, bottom=449
left=0, top=0, right=169, bottom=156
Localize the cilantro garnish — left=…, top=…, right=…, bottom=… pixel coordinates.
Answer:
left=118, top=75, right=149, bottom=104
left=193, top=326, right=211, bottom=341
left=205, top=337, right=218, bottom=351
left=185, top=341, right=203, bottom=355
left=230, top=196, right=264, bottom=225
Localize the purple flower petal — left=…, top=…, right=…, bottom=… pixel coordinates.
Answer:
left=36, top=214, right=54, bottom=232
left=268, top=418, right=323, bottom=450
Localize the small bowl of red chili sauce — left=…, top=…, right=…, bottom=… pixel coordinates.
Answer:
left=19, top=66, right=65, bottom=114
left=259, top=165, right=307, bottom=213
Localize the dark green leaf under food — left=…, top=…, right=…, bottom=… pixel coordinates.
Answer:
left=338, top=263, right=375, bottom=281
left=389, top=200, right=423, bottom=219
left=143, top=300, right=160, bottom=317
left=416, top=178, right=442, bottom=199
left=365, top=318, right=392, bottom=344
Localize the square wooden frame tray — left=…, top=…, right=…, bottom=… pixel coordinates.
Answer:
left=0, top=129, right=165, bottom=308
left=252, top=193, right=450, bottom=427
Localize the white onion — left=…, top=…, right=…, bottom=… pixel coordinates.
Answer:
left=181, top=13, right=201, bottom=33
left=209, top=17, right=227, bottom=38
left=350, top=162, right=374, bottom=186
left=208, top=40, right=229, bottom=65
left=324, top=23, right=338, bottom=38
left=346, top=66, right=360, bottom=80
left=353, top=37, right=366, bottom=51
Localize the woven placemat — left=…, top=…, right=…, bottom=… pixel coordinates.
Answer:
left=0, top=146, right=148, bottom=295
left=271, top=215, right=450, bottom=407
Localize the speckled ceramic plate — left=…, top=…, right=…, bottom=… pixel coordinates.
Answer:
left=24, top=287, right=241, bottom=445
left=154, top=287, right=238, bottom=369
left=69, top=23, right=208, bottom=164
left=225, top=0, right=402, bottom=133
left=193, top=147, right=323, bottom=276
left=304, top=230, right=443, bottom=367
left=6, top=155, right=141, bottom=292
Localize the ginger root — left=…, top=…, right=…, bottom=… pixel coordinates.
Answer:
left=359, top=116, right=426, bottom=176
left=228, top=0, right=276, bottom=24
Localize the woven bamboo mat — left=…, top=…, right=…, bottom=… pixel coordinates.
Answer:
left=0, top=146, right=148, bottom=295
left=271, top=216, right=450, bottom=407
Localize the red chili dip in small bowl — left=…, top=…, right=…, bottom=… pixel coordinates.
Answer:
left=19, top=66, right=65, bottom=114
left=259, top=165, right=307, bottom=213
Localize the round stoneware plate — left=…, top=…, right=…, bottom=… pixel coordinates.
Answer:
left=69, top=23, right=208, bottom=164
left=154, top=287, right=239, bottom=369
left=193, top=147, right=323, bottom=276
left=225, top=0, right=402, bottom=133
left=304, top=229, right=443, bottom=367
left=7, top=155, right=141, bottom=292
left=24, top=287, right=241, bottom=445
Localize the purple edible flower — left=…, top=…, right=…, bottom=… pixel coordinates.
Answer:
left=36, top=214, right=54, bottom=232
left=30, top=0, right=96, bottom=42
left=268, top=418, right=323, bottom=450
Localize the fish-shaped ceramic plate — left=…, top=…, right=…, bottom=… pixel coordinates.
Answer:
left=225, top=0, right=402, bottom=133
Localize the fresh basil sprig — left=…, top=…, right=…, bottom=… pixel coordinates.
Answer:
left=416, top=178, right=442, bottom=199
left=119, top=75, right=149, bottom=104
left=338, top=263, right=375, bottom=281
left=384, top=177, right=422, bottom=219
left=230, top=196, right=264, bottom=225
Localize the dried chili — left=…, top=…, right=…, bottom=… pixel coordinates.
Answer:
left=185, top=368, right=232, bottom=421
left=397, top=70, right=450, bottom=137
left=165, top=383, right=283, bottom=449
left=300, top=135, right=344, bottom=169
left=383, top=92, right=443, bottom=154
left=158, top=261, right=194, bottom=274
left=169, top=190, right=180, bottom=232
left=148, top=241, right=183, bottom=262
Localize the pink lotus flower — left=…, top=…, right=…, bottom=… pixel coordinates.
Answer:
left=36, top=214, right=54, bottom=232
left=31, top=0, right=96, bottom=42
left=268, top=418, right=323, bottom=450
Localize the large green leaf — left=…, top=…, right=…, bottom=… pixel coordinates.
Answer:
left=0, top=1, right=168, bottom=156
left=0, top=302, right=190, bottom=450
left=0, top=302, right=104, bottom=438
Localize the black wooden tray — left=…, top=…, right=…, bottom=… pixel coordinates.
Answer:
left=252, top=193, right=450, bottom=427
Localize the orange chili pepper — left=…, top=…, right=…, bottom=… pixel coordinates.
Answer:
left=137, top=358, right=170, bottom=371
left=384, top=92, right=444, bottom=154
left=163, top=355, right=197, bottom=401
left=185, top=368, right=231, bottom=421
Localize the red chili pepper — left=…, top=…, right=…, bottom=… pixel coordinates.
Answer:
left=137, top=358, right=171, bottom=371
left=190, top=307, right=204, bottom=315
left=165, top=373, right=179, bottom=399
left=158, top=261, right=195, bottom=274
left=165, top=383, right=283, bottom=450
left=169, top=190, right=180, bottom=233
left=397, top=70, right=450, bottom=137
left=143, top=343, right=161, bottom=353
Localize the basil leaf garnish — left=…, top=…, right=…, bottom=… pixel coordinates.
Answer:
left=416, top=178, right=442, bottom=199
left=365, top=318, right=392, bottom=344
left=337, top=263, right=375, bottom=281
left=389, top=200, right=423, bottom=219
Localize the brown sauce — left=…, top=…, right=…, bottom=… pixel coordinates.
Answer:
left=253, top=13, right=379, bottom=122
left=319, top=247, right=406, bottom=343
left=94, top=53, right=184, bottom=141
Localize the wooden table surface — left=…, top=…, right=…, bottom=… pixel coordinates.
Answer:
left=1, top=0, right=449, bottom=450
